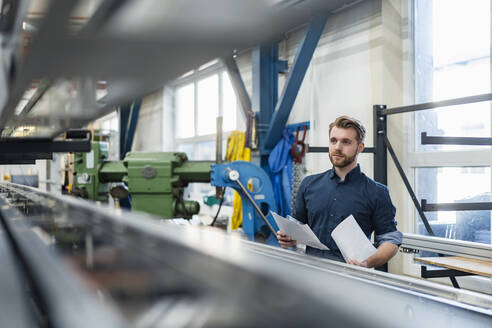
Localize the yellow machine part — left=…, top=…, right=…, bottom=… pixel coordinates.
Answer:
left=225, top=131, right=251, bottom=230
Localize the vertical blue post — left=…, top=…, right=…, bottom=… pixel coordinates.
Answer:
left=264, top=15, right=327, bottom=150
left=252, top=44, right=279, bottom=174
left=119, top=99, right=142, bottom=160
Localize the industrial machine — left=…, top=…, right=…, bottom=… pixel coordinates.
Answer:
left=73, top=142, right=212, bottom=218
left=212, top=161, right=279, bottom=244
left=72, top=142, right=280, bottom=243
left=72, top=141, right=111, bottom=202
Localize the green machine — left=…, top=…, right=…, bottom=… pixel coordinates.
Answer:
left=73, top=142, right=213, bottom=218
left=72, top=141, right=110, bottom=202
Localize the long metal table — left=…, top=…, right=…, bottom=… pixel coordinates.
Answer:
left=0, top=182, right=491, bottom=327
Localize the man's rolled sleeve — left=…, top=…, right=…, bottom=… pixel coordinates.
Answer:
left=375, top=230, right=403, bottom=247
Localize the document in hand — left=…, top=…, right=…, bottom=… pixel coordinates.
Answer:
left=271, top=211, right=329, bottom=250
left=331, top=215, right=377, bottom=263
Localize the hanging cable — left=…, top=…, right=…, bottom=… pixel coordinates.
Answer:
left=210, top=187, right=226, bottom=226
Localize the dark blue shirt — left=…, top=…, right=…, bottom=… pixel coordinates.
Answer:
left=295, top=164, right=402, bottom=261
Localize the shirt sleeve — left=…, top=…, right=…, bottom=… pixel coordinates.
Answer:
left=372, top=186, right=401, bottom=246
left=293, top=177, right=309, bottom=224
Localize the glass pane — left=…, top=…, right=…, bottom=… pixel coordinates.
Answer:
left=197, top=75, right=219, bottom=136
left=415, top=167, right=491, bottom=244
left=415, top=100, right=492, bottom=152
left=175, top=84, right=195, bottom=138
left=222, top=71, right=237, bottom=132
left=432, top=0, right=490, bottom=68
left=414, top=0, right=491, bottom=152
left=196, top=141, right=215, bottom=161
left=176, top=143, right=195, bottom=160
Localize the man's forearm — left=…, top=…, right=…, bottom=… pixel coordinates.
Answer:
left=366, top=242, right=398, bottom=268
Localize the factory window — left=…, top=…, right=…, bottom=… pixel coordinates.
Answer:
left=174, top=66, right=239, bottom=145
left=175, top=84, right=195, bottom=138
left=414, top=0, right=490, bottom=153
left=173, top=62, right=240, bottom=210
left=412, top=0, right=491, bottom=245
left=415, top=167, right=491, bottom=244
left=197, top=75, right=219, bottom=136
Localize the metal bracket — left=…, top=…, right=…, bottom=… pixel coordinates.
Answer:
left=421, top=199, right=492, bottom=212
left=421, top=132, right=492, bottom=145
left=276, top=60, right=289, bottom=74
left=420, top=265, right=476, bottom=288
left=0, top=130, right=91, bottom=163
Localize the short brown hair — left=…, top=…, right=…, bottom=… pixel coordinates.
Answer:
left=329, top=116, right=366, bottom=143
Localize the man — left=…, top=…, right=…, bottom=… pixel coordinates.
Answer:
left=277, top=116, right=402, bottom=268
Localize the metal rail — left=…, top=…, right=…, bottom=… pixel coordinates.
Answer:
left=381, top=92, right=492, bottom=116
left=402, top=233, right=492, bottom=262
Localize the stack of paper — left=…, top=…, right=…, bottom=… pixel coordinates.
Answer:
left=271, top=212, right=329, bottom=250
left=331, top=215, right=377, bottom=263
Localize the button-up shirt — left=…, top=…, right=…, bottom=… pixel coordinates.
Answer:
left=295, top=164, right=402, bottom=261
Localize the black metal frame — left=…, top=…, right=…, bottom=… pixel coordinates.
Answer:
left=375, top=92, right=492, bottom=286
left=420, top=266, right=475, bottom=289
left=421, top=199, right=492, bottom=212
left=421, top=132, right=492, bottom=145
left=0, top=130, right=91, bottom=164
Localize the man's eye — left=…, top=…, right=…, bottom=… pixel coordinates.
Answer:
left=330, top=139, right=337, bottom=144
left=343, top=140, right=351, bottom=145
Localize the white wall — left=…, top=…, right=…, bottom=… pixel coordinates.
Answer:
left=133, top=88, right=164, bottom=152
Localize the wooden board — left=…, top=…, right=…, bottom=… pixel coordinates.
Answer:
left=414, top=256, right=492, bottom=277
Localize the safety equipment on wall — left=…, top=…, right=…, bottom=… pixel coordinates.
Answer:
left=290, top=125, right=308, bottom=212
left=268, top=130, right=294, bottom=216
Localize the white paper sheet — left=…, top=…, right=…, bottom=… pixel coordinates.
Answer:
left=331, top=215, right=377, bottom=262
left=271, top=212, right=329, bottom=250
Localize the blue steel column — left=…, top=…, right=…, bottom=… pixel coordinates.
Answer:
left=252, top=44, right=279, bottom=174
left=263, top=15, right=327, bottom=151
left=119, top=99, right=142, bottom=160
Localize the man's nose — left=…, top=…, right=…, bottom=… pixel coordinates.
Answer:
left=334, top=141, right=342, bottom=150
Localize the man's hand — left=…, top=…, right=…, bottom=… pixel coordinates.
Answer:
left=347, top=242, right=398, bottom=268
left=347, top=258, right=368, bottom=267
left=276, top=230, right=297, bottom=248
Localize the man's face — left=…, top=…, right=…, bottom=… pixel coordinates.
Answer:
left=328, top=126, right=364, bottom=168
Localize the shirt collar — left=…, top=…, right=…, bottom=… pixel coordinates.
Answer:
left=329, top=164, right=362, bottom=183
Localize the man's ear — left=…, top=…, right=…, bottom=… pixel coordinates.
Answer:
left=357, top=142, right=365, bottom=154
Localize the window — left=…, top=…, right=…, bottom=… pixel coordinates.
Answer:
left=413, top=0, right=491, bottom=245
left=175, top=84, right=195, bottom=138
left=415, top=167, right=491, bottom=244
left=197, top=75, right=219, bottom=135
left=173, top=62, right=240, bottom=206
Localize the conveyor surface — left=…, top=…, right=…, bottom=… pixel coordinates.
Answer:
left=0, top=182, right=491, bottom=327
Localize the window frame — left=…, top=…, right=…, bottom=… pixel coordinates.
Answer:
left=402, top=0, right=492, bottom=289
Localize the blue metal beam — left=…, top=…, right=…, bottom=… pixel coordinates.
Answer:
left=252, top=44, right=279, bottom=173
left=119, top=99, right=142, bottom=160
left=263, top=15, right=327, bottom=150
left=222, top=55, right=252, bottom=118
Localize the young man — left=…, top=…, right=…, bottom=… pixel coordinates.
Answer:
left=277, top=116, right=402, bottom=268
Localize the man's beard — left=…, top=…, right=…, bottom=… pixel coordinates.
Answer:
left=329, top=151, right=357, bottom=168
